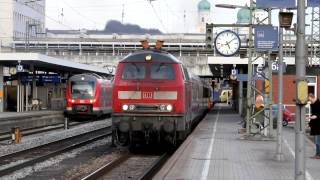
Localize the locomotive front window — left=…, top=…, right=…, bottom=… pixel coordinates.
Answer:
left=71, top=81, right=95, bottom=99
left=150, top=63, right=174, bottom=80
left=122, top=63, right=146, bottom=79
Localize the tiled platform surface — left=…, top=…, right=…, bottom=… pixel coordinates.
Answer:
left=154, top=104, right=319, bottom=180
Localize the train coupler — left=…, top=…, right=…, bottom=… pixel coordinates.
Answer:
left=144, top=130, right=151, bottom=144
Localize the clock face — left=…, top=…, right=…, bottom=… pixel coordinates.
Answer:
left=214, top=30, right=241, bottom=57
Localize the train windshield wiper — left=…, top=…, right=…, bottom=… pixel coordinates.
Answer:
left=131, top=63, right=140, bottom=73
left=155, top=63, right=165, bottom=72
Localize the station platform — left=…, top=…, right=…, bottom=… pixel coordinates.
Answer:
left=154, top=104, right=320, bottom=180
left=0, top=110, right=62, bottom=120
left=0, top=110, right=64, bottom=134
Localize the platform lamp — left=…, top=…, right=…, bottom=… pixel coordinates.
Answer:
left=279, top=12, right=294, bottom=29
left=275, top=10, right=293, bottom=162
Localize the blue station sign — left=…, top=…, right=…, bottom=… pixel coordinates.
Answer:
left=308, top=0, right=320, bottom=7
left=21, top=74, right=61, bottom=83
left=254, top=25, right=279, bottom=52
left=237, top=74, right=248, bottom=82
left=256, top=0, right=296, bottom=8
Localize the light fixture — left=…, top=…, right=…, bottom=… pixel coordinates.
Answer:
left=279, top=12, right=294, bottom=29
left=122, top=104, right=129, bottom=111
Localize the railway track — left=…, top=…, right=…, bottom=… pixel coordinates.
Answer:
left=0, top=117, right=112, bottom=142
left=81, top=152, right=169, bottom=180
left=0, top=126, right=112, bottom=177
left=0, top=121, right=84, bottom=142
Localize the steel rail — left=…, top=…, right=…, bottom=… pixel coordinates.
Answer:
left=81, top=153, right=131, bottom=180
left=81, top=153, right=169, bottom=180
left=138, top=153, right=169, bottom=180
left=0, top=127, right=111, bottom=177
left=0, top=121, right=83, bottom=141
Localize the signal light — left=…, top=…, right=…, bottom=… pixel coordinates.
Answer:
left=205, top=23, right=214, bottom=50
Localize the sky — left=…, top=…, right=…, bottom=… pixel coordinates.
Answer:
left=45, top=0, right=313, bottom=34
left=45, top=0, right=251, bottom=33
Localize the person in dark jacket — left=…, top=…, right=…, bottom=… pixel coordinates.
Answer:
left=308, top=93, right=320, bottom=158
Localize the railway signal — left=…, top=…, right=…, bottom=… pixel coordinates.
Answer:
left=205, top=23, right=214, bottom=49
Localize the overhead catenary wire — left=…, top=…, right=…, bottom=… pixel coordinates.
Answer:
left=13, top=0, right=76, bottom=30
left=60, top=0, right=100, bottom=28
left=48, top=0, right=145, bottom=9
left=147, top=0, right=168, bottom=33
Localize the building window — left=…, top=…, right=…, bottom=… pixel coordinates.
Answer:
left=307, top=76, right=317, bottom=97
left=201, top=17, right=205, bottom=23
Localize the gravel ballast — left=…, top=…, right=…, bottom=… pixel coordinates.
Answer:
left=0, top=119, right=111, bottom=157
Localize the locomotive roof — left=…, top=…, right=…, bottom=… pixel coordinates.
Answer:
left=120, top=50, right=181, bottom=63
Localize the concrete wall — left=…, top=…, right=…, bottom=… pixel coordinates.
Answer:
left=53, top=54, right=212, bottom=76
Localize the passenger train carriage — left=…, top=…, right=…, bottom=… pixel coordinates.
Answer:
left=112, top=48, right=211, bottom=146
left=65, top=73, right=112, bottom=119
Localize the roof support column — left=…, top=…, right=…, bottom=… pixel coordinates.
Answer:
left=0, top=66, right=4, bottom=112
left=30, top=64, right=37, bottom=99
left=238, top=68, right=243, bottom=115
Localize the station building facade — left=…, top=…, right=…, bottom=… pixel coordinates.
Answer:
left=0, top=0, right=45, bottom=48
left=255, top=68, right=320, bottom=113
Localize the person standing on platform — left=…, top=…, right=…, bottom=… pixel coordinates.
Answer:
left=308, top=93, right=320, bottom=159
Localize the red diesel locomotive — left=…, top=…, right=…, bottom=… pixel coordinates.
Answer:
left=112, top=48, right=211, bottom=146
left=65, top=73, right=112, bottom=119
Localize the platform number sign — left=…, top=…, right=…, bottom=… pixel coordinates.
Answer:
left=272, top=62, right=287, bottom=73
left=16, top=64, right=24, bottom=72
left=272, top=62, right=279, bottom=71
left=231, top=69, right=236, bottom=75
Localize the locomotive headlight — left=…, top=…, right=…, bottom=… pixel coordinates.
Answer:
left=71, top=99, right=75, bottom=103
left=129, top=104, right=135, bottom=111
left=89, top=99, right=97, bottom=103
left=160, top=104, right=166, bottom=111
left=166, top=104, right=173, bottom=111
left=122, top=104, right=129, bottom=111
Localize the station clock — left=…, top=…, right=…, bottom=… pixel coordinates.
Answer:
left=214, top=30, right=241, bottom=57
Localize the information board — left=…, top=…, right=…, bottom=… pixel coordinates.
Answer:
left=254, top=25, right=279, bottom=52
left=256, top=0, right=296, bottom=8
left=308, top=0, right=320, bottom=7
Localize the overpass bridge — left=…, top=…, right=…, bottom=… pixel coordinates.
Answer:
left=3, top=32, right=320, bottom=76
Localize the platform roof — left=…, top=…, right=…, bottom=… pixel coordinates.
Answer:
left=0, top=53, right=111, bottom=75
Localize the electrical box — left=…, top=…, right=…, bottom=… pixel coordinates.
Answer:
left=296, top=80, right=308, bottom=105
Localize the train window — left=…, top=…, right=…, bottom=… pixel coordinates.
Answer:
left=122, top=63, right=146, bottom=80
left=71, top=81, right=95, bottom=99
left=150, top=63, right=174, bottom=80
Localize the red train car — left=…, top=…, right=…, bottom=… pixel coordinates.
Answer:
left=65, top=73, right=112, bottom=119
left=112, top=49, right=210, bottom=146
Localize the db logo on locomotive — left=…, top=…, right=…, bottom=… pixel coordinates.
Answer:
left=143, top=92, right=153, bottom=99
